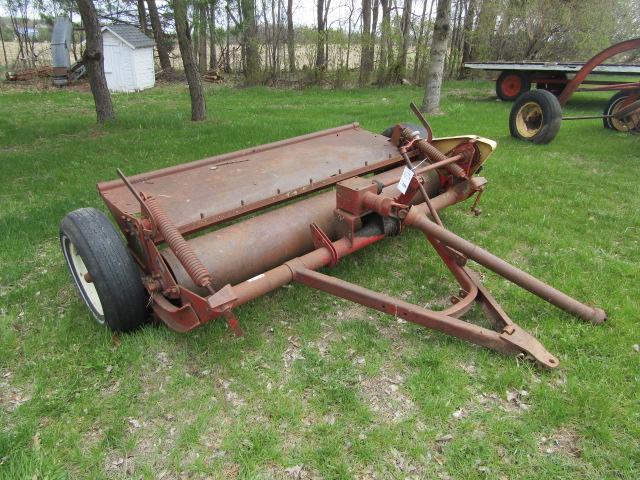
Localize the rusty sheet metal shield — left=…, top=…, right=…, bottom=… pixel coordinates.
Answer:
left=160, top=135, right=497, bottom=291
left=97, top=124, right=405, bottom=236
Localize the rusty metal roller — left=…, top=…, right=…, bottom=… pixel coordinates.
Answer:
left=402, top=127, right=467, bottom=178
left=145, top=195, right=214, bottom=291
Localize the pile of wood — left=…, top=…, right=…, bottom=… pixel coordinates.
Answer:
left=202, top=70, right=223, bottom=83
left=5, top=66, right=53, bottom=82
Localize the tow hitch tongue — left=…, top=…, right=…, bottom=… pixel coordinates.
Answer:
left=79, top=112, right=606, bottom=369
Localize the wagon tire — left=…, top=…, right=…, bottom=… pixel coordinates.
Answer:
left=496, top=71, right=531, bottom=101
left=509, top=90, right=562, bottom=144
left=381, top=122, right=429, bottom=140
left=60, top=207, right=148, bottom=332
left=603, top=91, right=640, bottom=131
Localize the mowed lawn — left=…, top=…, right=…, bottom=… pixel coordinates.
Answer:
left=0, top=80, right=638, bottom=479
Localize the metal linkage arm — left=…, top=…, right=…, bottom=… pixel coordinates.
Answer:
left=291, top=267, right=559, bottom=368
left=403, top=208, right=607, bottom=325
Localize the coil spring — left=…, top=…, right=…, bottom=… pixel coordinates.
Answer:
left=145, top=195, right=213, bottom=289
left=402, top=128, right=466, bottom=178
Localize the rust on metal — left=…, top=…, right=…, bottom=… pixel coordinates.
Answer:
left=79, top=113, right=606, bottom=370
left=409, top=101, right=434, bottom=142
left=99, top=124, right=409, bottom=237
left=402, top=210, right=607, bottom=325
left=162, top=163, right=444, bottom=291
left=558, top=38, right=640, bottom=105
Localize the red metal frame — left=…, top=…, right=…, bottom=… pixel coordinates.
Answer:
left=558, top=38, right=640, bottom=106
left=98, top=123, right=606, bottom=369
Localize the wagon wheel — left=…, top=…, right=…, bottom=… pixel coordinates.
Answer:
left=496, top=71, right=531, bottom=101
left=509, top=90, right=562, bottom=144
left=60, top=208, right=149, bottom=332
left=603, top=91, right=640, bottom=132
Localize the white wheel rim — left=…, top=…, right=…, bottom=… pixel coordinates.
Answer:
left=61, top=235, right=104, bottom=321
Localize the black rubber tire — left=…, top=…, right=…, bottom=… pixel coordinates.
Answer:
left=60, top=207, right=148, bottom=332
left=496, top=71, right=531, bottom=101
left=509, top=90, right=562, bottom=144
left=602, top=91, right=635, bottom=130
left=536, top=73, right=567, bottom=97
left=381, top=122, right=428, bottom=139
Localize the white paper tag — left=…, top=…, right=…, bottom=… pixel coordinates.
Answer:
left=397, top=166, right=414, bottom=194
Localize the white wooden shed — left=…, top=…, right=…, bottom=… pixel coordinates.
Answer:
left=101, top=25, right=156, bottom=93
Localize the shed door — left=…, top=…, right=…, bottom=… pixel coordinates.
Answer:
left=103, top=37, right=121, bottom=91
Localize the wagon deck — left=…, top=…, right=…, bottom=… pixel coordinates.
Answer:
left=464, top=38, right=640, bottom=104
left=464, top=61, right=640, bottom=75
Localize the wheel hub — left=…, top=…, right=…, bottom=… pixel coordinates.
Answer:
left=502, top=74, right=522, bottom=97
left=61, top=235, right=104, bottom=320
left=611, top=99, right=640, bottom=132
left=515, top=102, right=544, bottom=138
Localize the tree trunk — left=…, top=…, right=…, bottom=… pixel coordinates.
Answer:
left=376, top=0, right=391, bottom=85
left=345, top=0, right=355, bottom=69
left=446, top=0, right=460, bottom=78
left=422, top=0, right=451, bottom=114
left=494, top=3, right=512, bottom=60
left=316, top=0, right=325, bottom=67
left=470, top=0, right=497, bottom=61
left=241, top=0, right=261, bottom=83
left=0, top=19, right=8, bottom=67
left=261, top=0, right=271, bottom=72
left=450, top=0, right=465, bottom=77
left=260, top=0, right=268, bottom=70
left=225, top=0, right=231, bottom=72
left=173, top=0, right=207, bottom=121
left=459, top=0, right=476, bottom=77
left=147, top=0, right=173, bottom=71
left=286, top=0, right=295, bottom=71
left=76, top=0, right=115, bottom=123
left=384, top=0, right=394, bottom=80
left=322, top=0, right=331, bottom=68
left=358, top=0, right=372, bottom=85
left=367, top=0, right=379, bottom=74
left=271, top=0, right=277, bottom=72
left=137, top=0, right=149, bottom=34
left=198, top=4, right=208, bottom=72
left=279, top=0, right=284, bottom=71
left=209, top=2, right=218, bottom=69
left=413, top=0, right=430, bottom=81
left=27, top=17, right=36, bottom=61
left=396, top=0, right=412, bottom=80
left=9, top=13, right=25, bottom=63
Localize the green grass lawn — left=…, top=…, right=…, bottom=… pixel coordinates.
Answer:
left=0, top=80, right=638, bottom=479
